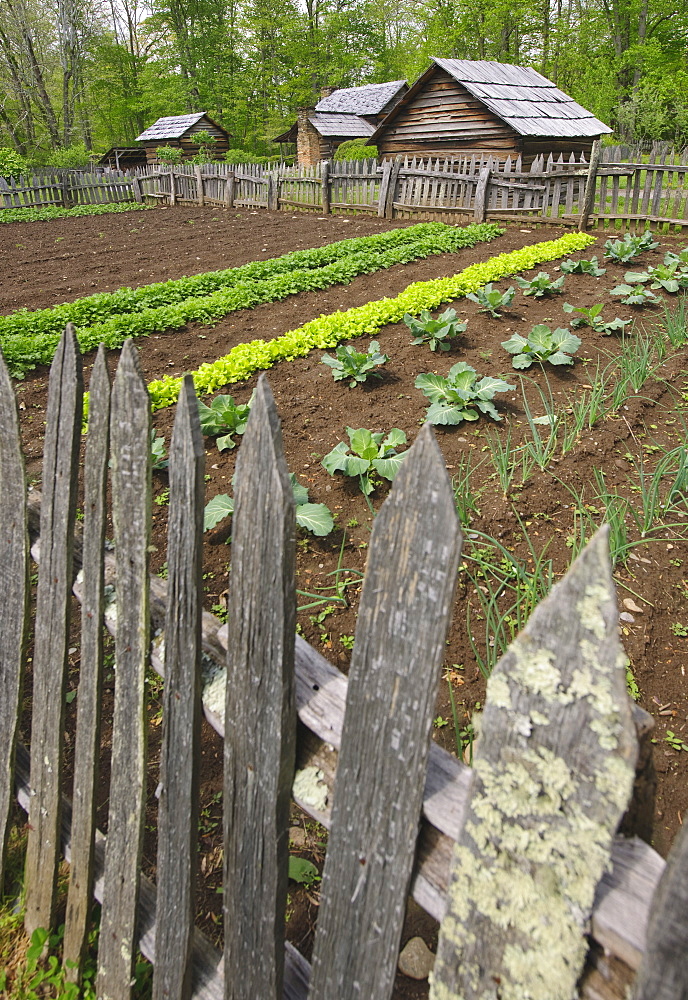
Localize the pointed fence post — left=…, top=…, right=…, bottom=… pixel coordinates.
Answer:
left=152, top=376, right=204, bottom=1000
left=579, top=137, right=602, bottom=230
left=223, top=375, right=296, bottom=1000
left=96, top=340, right=151, bottom=1000
left=308, top=425, right=462, bottom=1000
left=0, top=348, right=29, bottom=891
left=63, top=345, right=111, bottom=980
left=473, top=166, right=491, bottom=221
left=431, top=527, right=638, bottom=1000
left=24, top=324, right=83, bottom=935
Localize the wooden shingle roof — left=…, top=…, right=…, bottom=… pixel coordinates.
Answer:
left=308, top=114, right=377, bottom=138
left=315, top=80, right=407, bottom=116
left=433, top=58, right=612, bottom=137
left=135, top=113, right=228, bottom=142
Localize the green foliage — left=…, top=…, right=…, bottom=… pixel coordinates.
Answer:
left=146, top=231, right=596, bottom=410
left=514, top=271, right=566, bottom=297
left=465, top=283, right=516, bottom=317
left=204, top=493, right=234, bottom=530
left=559, top=257, right=606, bottom=276
left=333, top=139, right=377, bottom=161
left=37, top=144, right=92, bottom=169
left=502, top=325, right=582, bottom=368
left=321, top=340, right=389, bottom=386
left=288, top=856, right=320, bottom=886
left=322, top=427, right=408, bottom=495
left=1, top=221, right=502, bottom=378
left=415, top=363, right=514, bottom=425
left=0, top=147, right=26, bottom=178
left=197, top=393, right=251, bottom=450
left=562, top=302, right=629, bottom=334
left=204, top=474, right=334, bottom=535
left=610, top=283, right=663, bottom=306
left=0, top=202, right=153, bottom=226
left=403, top=307, right=467, bottom=351
left=155, top=145, right=183, bottom=165
left=150, top=431, right=169, bottom=470
left=621, top=262, right=688, bottom=293
left=603, top=231, right=658, bottom=263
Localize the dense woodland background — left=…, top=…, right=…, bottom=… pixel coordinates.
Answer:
left=0, top=0, right=686, bottom=162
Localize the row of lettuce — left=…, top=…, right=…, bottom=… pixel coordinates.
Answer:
left=0, top=202, right=154, bottom=225
left=1, top=221, right=502, bottom=377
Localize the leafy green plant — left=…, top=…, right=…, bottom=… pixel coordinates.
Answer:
left=610, top=283, right=662, bottom=306
left=415, top=363, right=514, bottom=425
left=288, top=856, right=320, bottom=887
left=0, top=202, right=153, bottom=226
left=559, top=256, right=606, bottom=276
left=603, top=230, right=658, bottom=263
left=0, top=147, right=26, bottom=179
left=155, top=145, right=183, bottom=165
left=502, top=325, right=581, bottom=368
left=465, top=283, right=516, bottom=317
left=621, top=263, right=688, bottom=293
left=665, top=730, right=688, bottom=752
left=562, top=302, right=629, bottom=335
left=204, top=493, right=234, bottom=530
left=664, top=248, right=688, bottom=267
left=322, top=427, right=408, bottom=495
left=514, top=271, right=565, bottom=297
left=321, top=341, right=389, bottom=387
left=204, top=474, right=334, bottom=535
left=403, top=307, right=466, bottom=351
left=150, top=431, right=168, bottom=470
left=197, top=393, right=251, bottom=450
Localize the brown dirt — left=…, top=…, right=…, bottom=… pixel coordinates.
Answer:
left=4, top=205, right=688, bottom=995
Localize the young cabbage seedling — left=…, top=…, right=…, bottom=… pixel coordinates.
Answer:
left=196, top=393, right=251, bottom=451
left=150, top=430, right=169, bottom=470
left=321, top=341, right=389, bottom=387
left=204, top=474, right=334, bottom=535
left=514, top=272, right=566, bottom=297
left=322, top=427, right=408, bottom=495
left=502, top=324, right=581, bottom=369
left=415, top=362, right=514, bottom=425
left=562, top=302, right=629, bottom=335
left=603, top=230, right=658, bottom=263
left=559, top=257, right=606, bottom=276
left=622, top=263, right=688, bottom=294
left=403, top=307, right=467, bottom=351
left=610, top=284, right=662, bottom=306
left=465, top=283, right=516, bottom=318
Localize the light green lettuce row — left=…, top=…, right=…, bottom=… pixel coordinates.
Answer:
left=147, top=231, right=596, bottom=411
left=0, top=202, right=154, bottom=225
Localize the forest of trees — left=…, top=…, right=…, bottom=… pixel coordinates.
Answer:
left=0, top=0, right=686, bottom=162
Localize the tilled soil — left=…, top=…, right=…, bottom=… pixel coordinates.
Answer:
left=4, top=205, right=688, bottom=995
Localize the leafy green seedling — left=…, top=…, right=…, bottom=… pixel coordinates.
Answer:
left=465, top=283, right=516, bottom=317
left=665, top=730, right=688, bottom=753
left=288, top=856, right=320, bottom=887
left=403, top=307, right=467, bottom=351
left=610, top=283, right=662, bottom=306
left=622, top=263, right=688, bottom=294
left=502, top=325, right=581, bottom=369
left=415, top=362, right=514, bottom=425
left=150, top=431, right=169, bottom=470
left=197, top=393, right=251, bottom=451
left=204, top=474, right=334, bottom=535
left=514, top=272, right=565, bottom=297
left=562, top=302, right=629, bottom=335
left=664, top=248, right=688, bottom=266
left=322, top=427, right=408, bottom=495
left=559, top=256, right=606, bottom=276
left=603, top=230, right=658, bottom=263
left=321, top=341, right=389, bottom=387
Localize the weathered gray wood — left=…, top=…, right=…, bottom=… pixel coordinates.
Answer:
left=223, top=375, right=296, bottom=1000
left=195, top=164, right=205, bottom=206
left=0, top=347, right=28, bottom=890
left=385, top=156, right=402, bottom=218
left=96, top=340, right=151, bottom=1000
left=472, top=166, right=491, bottom=221
left=632, top=820, right=688, bottom=999
left=63, top=345, right=111, bottom=980
left=308, top=424, right=462, bottom=1000
left=431, top=527, right=638, bottom=1000
left=153, top=376, right=204, bottom=1000
left=320, top=160, right=330, bottom=214
left=170, top=168, right=177, bottom=206
left=24, top=324, right=83, bottom=935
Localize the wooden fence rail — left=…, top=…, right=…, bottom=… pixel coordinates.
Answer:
left=1, top=331, right=687, bottom=999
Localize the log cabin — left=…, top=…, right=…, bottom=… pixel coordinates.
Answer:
left=369, top=59, right=612, bottom=166
left=274, top=81, right=408, bottom=167
left=97, top=146, right=148, bottom=170
left=135, top=113, right=230, bottom=165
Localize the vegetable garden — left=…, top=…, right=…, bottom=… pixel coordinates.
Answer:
left=3, top=204, right=688, bottom=994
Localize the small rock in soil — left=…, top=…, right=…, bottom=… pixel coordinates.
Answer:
left=398, top=937, right=435, bottom=980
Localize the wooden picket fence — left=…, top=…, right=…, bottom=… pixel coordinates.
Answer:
left=0, top=168, right=136, bottom=209
left=1, top=328, right=687, bottom=999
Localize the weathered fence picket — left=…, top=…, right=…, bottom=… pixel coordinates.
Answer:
left=3, top=331, right=688, bottom=998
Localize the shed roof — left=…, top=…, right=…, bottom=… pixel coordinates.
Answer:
left=309, top=114, right=377, bottom=138
left=315, top=80, right=407, bottom=116
left=432, top=58, right=612, bottom=137
left=135, top=112, right=227, bottom=142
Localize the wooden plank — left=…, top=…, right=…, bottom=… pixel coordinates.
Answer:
left=0, top=346, right=28, bottom=889
left=431, top=527, right=637, bottom=1000
left=195, top=164, right=205, bottom=206
left=321, top=160, right=330, bottom=214
left=153, top=376, right=204, bottom=1000
left=385, top=156, right=402, bottom=218
left=24, top=324, right=83, bottom=935
left=63, top=346, right=111, bottom=981
left=473, top=166, right=490, bottom=221
left=170, top=169, right=177, bottom=206
left=308, top=425, right=462, bottom=1000
left=96, top=339, right=151, bottom=1000
left=579, top=137, right=602, bottom=230
left=632, top=821, right=688, bottom=998
left=223, top=375, right=296, bottom=1000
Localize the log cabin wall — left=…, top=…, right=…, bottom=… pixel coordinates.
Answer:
left=142, top=116, right=230, bottom=164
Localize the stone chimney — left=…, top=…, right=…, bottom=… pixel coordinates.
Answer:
left=296, top=107, right=322, bottom=167
left=320, top=86, right=337, bottom=99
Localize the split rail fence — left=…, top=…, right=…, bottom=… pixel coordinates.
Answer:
left=1, top=328, right=687, bottom=998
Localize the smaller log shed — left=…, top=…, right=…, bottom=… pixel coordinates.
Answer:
left=97, top=146, right=148, bottom=170
left=369, top=59, right=612, bottom=165
left=274, top=81, right=408, bottom=167
left=135, top=112, right=231, bottom=165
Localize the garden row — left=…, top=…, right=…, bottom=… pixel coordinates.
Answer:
left=0, top=221, right=502, bottom=377
left=0, top=201, right=154, bottom=225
